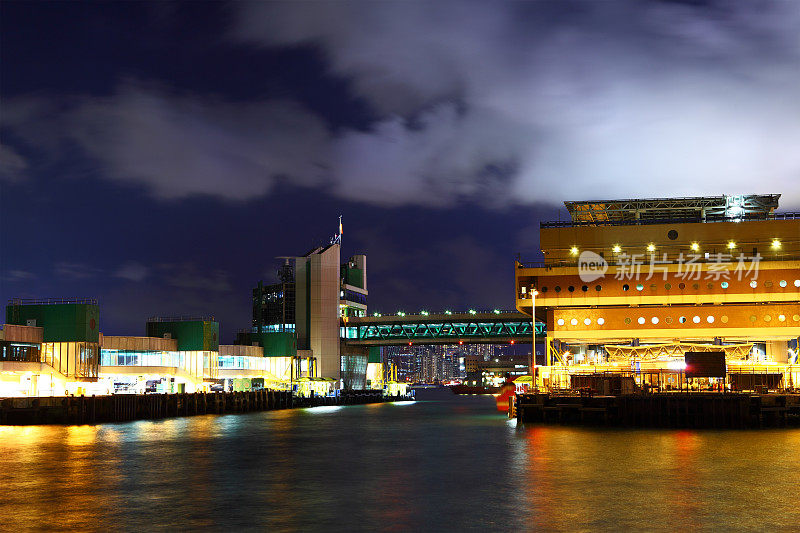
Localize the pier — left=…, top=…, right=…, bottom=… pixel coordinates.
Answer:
left=0, top=390, right=410, bottom=425
left=513, top=392, right=800, bottom=428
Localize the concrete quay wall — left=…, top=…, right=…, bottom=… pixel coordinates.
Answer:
left=0, top=390, right=404, bottom=425
left=514, top=392, right=800, bottom=428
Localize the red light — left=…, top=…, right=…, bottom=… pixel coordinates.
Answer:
left=510, top=340, right=515, bottom=344
left=408, top=342, right=412, bottom=346
left=459, top=340, right=463, bottom=345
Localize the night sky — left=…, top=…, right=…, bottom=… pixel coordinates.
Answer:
left=2, top=1, right=798, bottom=341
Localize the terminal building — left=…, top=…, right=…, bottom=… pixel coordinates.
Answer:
left=0, top=231, right=383, bottom=397
left=516, top=194, right=800, bottom=391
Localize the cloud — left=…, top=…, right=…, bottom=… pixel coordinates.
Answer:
left=114, top=262, right=150, bottom=282
left=233, top=0, right=800, bottom=208
left=2, top=2, right=799, bottom=208
left=55, top=262, right=102, bottom=280
left=159, top=263, right=232, bottom=292
left=0, top=143, right=28, bottom=182
left=2, top=270, right=36, bottom=282
left=3, top=82, right=330, bottom=200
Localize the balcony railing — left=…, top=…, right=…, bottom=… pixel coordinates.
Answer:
left=518, top=253, right=800, bottom=269
left=540, top=211, right=800, bottom=229
left=7, top=297, right=98, bottom=306
left=147, top=315, right=216, bottom=323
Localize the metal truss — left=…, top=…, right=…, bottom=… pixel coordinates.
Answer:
left=344, top=320, right=545, bottom=345
left=562, top=195, right=780, bottom=224
left=604, top=342, right=754, bottom=362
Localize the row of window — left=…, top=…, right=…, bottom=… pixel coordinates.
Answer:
left=556, top=313, right=800, bottom=327
left=538, top=279, right=800, bottom=294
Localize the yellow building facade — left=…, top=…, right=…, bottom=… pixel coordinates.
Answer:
left=515, top=195, right=800, bottom=391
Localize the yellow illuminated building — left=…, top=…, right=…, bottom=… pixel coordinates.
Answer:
left=516, top=195, right=800, bottom=391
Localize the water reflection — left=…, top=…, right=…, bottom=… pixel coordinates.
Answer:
left=1, top=393, right=798, bottom=531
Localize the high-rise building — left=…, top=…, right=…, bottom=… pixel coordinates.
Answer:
left=252, top=260, right=295, bottom=333
left=241, top=230, right=369, bottom=384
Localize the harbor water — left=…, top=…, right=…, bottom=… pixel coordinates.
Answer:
left=2, top=389, right=799, bottom=531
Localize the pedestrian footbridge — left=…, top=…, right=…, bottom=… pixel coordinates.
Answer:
left=342, top=310, right=545, bottom=346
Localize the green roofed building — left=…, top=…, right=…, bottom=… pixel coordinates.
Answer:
left=146, top=317, right=219, bottom=352
left=4, top=298, right=100, bottom=382
left=6, top=298, right=100, bottom=343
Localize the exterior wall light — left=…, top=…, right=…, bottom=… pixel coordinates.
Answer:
left=647, top=243, right=656, bottom=252
left=570, top=246, right=579, bottom=255
left=612, top=245, right=621, bottom=253
left=727, top=241, right=736, bottom=249
left=771, top=239, right=781, bottom=249
left=690, top=242, right=700, bottom=252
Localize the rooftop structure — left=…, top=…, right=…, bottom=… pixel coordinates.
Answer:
left=558, top=194, right=783, bottom=226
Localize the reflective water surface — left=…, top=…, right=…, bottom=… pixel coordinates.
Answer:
left=2, top=390, right=799, bottom=532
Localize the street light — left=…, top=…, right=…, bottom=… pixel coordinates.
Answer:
left=531, top=287, right=539, bottom=382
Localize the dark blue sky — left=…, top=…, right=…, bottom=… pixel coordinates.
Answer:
left=2, top=1, right=798, bottom=340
